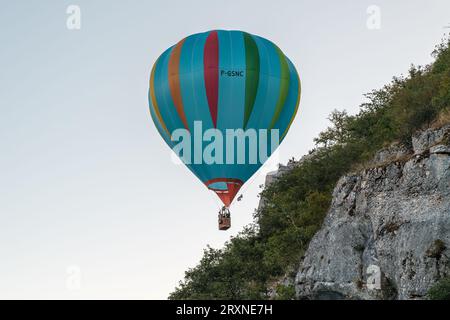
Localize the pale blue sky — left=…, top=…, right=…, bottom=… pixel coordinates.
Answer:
left=0, top=0, right=449, bottom=299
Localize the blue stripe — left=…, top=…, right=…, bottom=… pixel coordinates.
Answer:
left=208, top=182, right=228, bottom=190
left=179, top=32, right=215, bottom=183
left=179, top=33, right=214, bottom=131
left=216, top=30, right=246, bottom=131
left=154, top=47, right=185, bottom=136
left=148, top=89, right=172, bottom=147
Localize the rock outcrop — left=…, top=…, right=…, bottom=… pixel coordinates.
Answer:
left=258, top=158, right=301, bottom=211
left=295, top=125, right=450, bottom=300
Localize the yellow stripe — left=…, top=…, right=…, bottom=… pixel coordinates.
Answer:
left=150, top=59, right=171, bottom=138
left=281, top=70, right=301, bottom=140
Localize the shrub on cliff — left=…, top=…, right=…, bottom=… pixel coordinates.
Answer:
left=428, top=277, right=450, bottom=300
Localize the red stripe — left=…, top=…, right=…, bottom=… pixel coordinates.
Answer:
left=203, top=31, right=219, bottom=128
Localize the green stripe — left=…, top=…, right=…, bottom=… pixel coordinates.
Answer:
left=243, top=33, right=260, bottom=129
left=269, top=47, right=290, bottom=130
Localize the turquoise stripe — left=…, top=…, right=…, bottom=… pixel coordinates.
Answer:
left=176, top=31, right=216, bottom=183
left=177, top=35, right=204, bottom=182
left=208, top=181, right=228, bottom=190
left=179, top=33, right=214, bottom=131
left=148, top=89, right=172, bottom=147
left=216, top=31, right=247, bottom=182
left=177, top=32, right=210, bottom=183
left=216, top=30, right=246, bottom=131
left=155, top=46, right=208, bottom=183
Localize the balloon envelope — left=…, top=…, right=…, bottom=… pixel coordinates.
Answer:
left=149, top=30, right=300, bottom=206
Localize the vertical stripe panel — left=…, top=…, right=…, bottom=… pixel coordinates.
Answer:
left=149, top=90, right=171, bottom=146
left=244, top=36, right=281, bottom=131
left=168, top=38, right=190, bottom=131
left=217, top=31, right=246, bottom=131
left=149, top=58, right=171, bottom=138
left=181, top=32, right=213, bottom=183
left=280, top=59, right=301, bottom=140
left=203, top=31, right=219, bottom=127
left=243, top=33, right=260, bottom=129
left=154, top=47, right=186, bottom=136
left=268, top=47, right=290, bottom=129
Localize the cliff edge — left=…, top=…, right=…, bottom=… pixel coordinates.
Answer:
left=295, top=125, right=450, bottom=299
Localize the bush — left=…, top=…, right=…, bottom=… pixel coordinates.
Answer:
left=274, top=284, right=296, bottom=300
left=428, top=277, right=450, bottom=300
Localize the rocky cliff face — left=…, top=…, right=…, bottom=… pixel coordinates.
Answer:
left=294, top=125, right=450, bottom=300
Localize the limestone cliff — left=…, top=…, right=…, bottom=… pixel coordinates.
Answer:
left=293, top=125, right=450, bottom=299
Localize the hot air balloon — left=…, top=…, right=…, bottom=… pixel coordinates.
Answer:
left=148, top=30, right=300, bottom=230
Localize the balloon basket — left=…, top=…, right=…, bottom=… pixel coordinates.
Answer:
left=218, top=216, right=231, bottom=231
left=218, top=206, right=231, bottom=231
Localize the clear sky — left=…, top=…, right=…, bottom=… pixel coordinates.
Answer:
left=0, top=0, right=449, bottom=299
